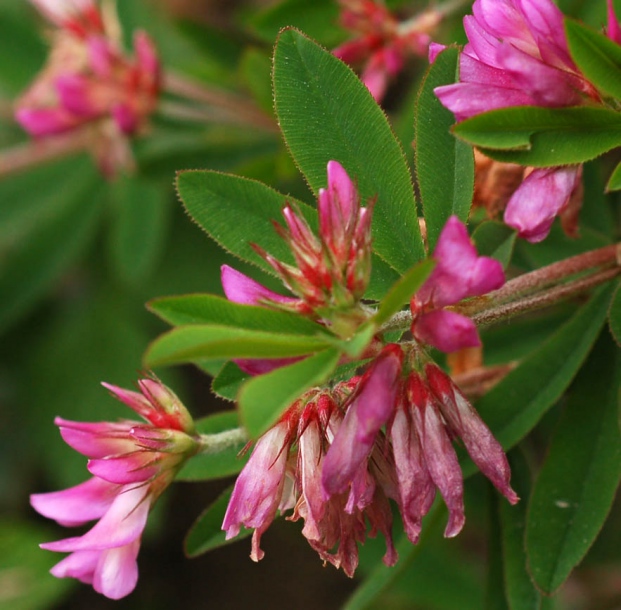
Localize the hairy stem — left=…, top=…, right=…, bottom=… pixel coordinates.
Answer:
left=163, top=71, right=278, bottom=133
left=197, top=427, right=248, bottom=455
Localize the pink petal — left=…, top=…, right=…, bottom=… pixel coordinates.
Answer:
left=87, top=36, right=114, bottom=77
left=322, top=345, right=403, bottom=498
left=222, top=422, right=290, bottom=558
left=134, top=31, right=160, bottom=78
left=416, top=216, right=504, bottom=308
left=55, top=417, right=136, bottom=458
left=221, top=265, right=296, bottom=306
left=55, top=74, right=98, bottom=117
left=608, top=0, right=621, bottom=44
left=49, top=549, right=99, bottom=584
left=426, top=364, right=518, bottom=504
left=87, top=452, right=159, bottom=485
left=41, top=485, right=150, bottom=552
left=15, top=108, right=78, bottom=136
left=414, top=310, right=481, bottom=353
left=112, top=103, right=139, bottom=134
left=409, top=375, right=465, bottom=537
left=389, top=401, right=435, bottom=543
left=504, top=166, right=582, bottom=242
left=31, top=477, right=119, bottom=527
left=428, top=42, right=446, bottom=63
left=92, top=539, right=140, bottom=599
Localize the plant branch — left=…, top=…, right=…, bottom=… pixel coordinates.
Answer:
left=197, top=427, right=248, bottom=455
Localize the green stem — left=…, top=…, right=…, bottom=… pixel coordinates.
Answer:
left=197, top=427, right=248, bottom=455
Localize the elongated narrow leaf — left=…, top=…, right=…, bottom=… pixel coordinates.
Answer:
left=0, top=159, right=101, bottom=333
left=474, top=286, right=612, bottom=451
left=605, top=159, right=621, bottom=192
left=145, top=325, right=331, bottom=367
left=177, top=411, right=248, bottom=481
left=499, top=452, right=541, bottom=610
left=108, top=175, right=170, bottom=285
left=272, top=28, right=424, bottom=273
left=565, top=18, right=621, bottom=100
left=526, top=334, right=621, bottom=593
left=472, top=222, right=517, bottom=269
left=149, top=293, right=323, bottom=335
left=343, top=504, right=442, bottom=610
left=176, top=170, right=399, bottom=300
left=184, top=485, right=251, bottom=557
left=453, top=107, right=621, bottom=167
left=239, top=348, right=340, bottom=438
left=373, top=259, right=435, bottom=327
left=609, top=282, right=621, bottom=345
left=485, top=489, right=509, bottom=610
left=415, top=46, right=474, bottom=250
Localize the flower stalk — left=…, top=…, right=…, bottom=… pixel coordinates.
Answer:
left=197, top=427, right=248, bottom=455
left=380, top=243, right=621, bottom=334
left=162, top=71, right=277, bottom=133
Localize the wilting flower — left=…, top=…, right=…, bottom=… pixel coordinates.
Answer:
left=15, top=0, right=160, bottom=176
left=432, top=0, right=618, bottom=242
left=222, top=382, right=398, bottom=576
left=31, top=377, right=198, bottom=599
left=334, top=0, right=441, bottom=101
left=322, top=344, right=518, bottom=543
left=410, top=215, right=505, bottom=353
left=222, top=161, right=373, bottom=334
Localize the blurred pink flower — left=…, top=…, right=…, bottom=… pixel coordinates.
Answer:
left=334, top=0, right=441, bottom=101
left=433, top=0, right=621, bottom=243
left=15, top=0, right=160, bottom=176
left=31, top=377, right=198, bottom=599
left=411, top=216, right=504, bottom=353
left=322, top=344, right=518, bottom=542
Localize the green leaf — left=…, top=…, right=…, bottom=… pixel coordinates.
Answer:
left=453, top=107, right=621, bottom=167
left=472, top=222, right=518, bottom=269
left=609, top=281, right=621, bottom=346
left=0, top=519, right=74, bottom=609
left=184, top=485, right=252, bottom=557
left=108, top=175, right=170, bottom=285
left=177, top=412, right=248, bottom=481
left=272, top=28, right=425, bottom=273
left=526, top=333, right=621, bottom=594
left=245, top=0, right=343, bottom=47
left=343, top=504, right=443, bottom=610
left=148, top=293, right=323, bottom=335
left=0, top=159, right=101, bottom=334
left=177, top=169, right=309, bottom=273
left=485, top=488, right=509, bottom=610
left=415, top=46, right=474, bottom=251
left=605, top=159, right=621, bottom=192
left=565, top=18, right=621, bottom=100
left=239, top=348, right=340, bottom=438
left=373, top=260, right=435, bottom=327
left=212, top=361, right=250, bottom=402
left=474, top=286, right=612, bottom=452
left=176, top=169, right=399, bottom=300
left=145, top=325, right=331, bottom=368
left=499, top=452, right=541, bottom=610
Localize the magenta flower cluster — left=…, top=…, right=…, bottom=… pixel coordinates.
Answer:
left=334, top=0, right=441, bottom=101
left=16, top=0, right=160, bottom=175
left=220, top=162, right=515, bottom=573
left=434, top=0, right=620, bottom=243
left=31, top=377, right=198, bottom=599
